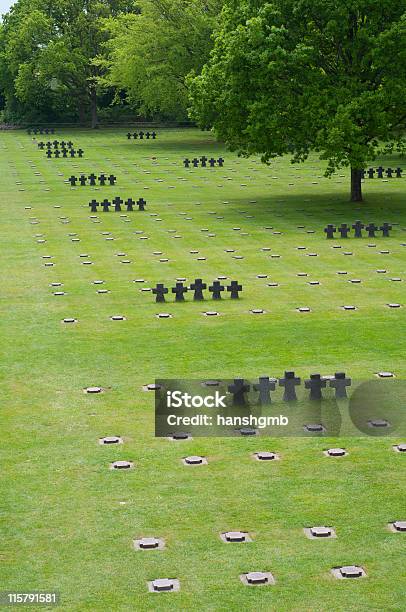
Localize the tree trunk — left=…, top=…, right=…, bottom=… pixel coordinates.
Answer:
left=350, top=168, right=363, bottom=202
left=90, top=87, right=98, bottom=129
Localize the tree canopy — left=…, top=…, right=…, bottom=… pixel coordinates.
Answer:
left=189, top=0, right=406, bottom=200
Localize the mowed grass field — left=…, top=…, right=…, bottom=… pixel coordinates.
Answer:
left=1, top=128, right=405, bottom=611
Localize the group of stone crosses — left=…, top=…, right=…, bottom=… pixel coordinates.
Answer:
left=228, top=372, right=351, bottom=405
left=183, top=156, right=224, bottom=168
left=324, top=220, right=392, bottom=238
left=27, top=127, right=55, bottom=134
left=126, top=131, right=157, bottom=139
left=362, top=166, right=402, bottom=179
left=39, top=140, right=84, bottom=158
left=88, top=197, right=146, bottom=212
left=68, top=173, right=116, bottom=187
left=153, top=279, right=242, bottom=302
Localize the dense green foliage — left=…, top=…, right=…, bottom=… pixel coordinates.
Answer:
left=188, top=0, right=406, bottom=200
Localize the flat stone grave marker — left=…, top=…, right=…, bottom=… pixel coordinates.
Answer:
left=99, top=436, right=123, bottom=445
left=389, top=521, right=406, bottom=532
left=110, top=460, right=133, bottom=470
left=304, top=526, right=336, bottom=539
left=254, top=451, right=279, bottom=461
left=134, top=537, right=165, bottom=550
left=221, top=531, right=251, bottom=543
left=183, top=456, right=208, bottom=465
left=324, top=448, right=347, bottom=457
left=332, top=566, right=366, bottom=579
left=240, top=572, right=275, bottom=586
left=148, top=578, right=180, bottom=593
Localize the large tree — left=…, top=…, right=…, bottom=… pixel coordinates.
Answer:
left=189, top=0, right=406, bottom=201
left=103, top=0, right=222, bottom=120
left=0, top=0, right=137, bottom=126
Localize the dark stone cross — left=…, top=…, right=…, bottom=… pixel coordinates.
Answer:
left=190, top=278, right=206, bottom=301
left=279, top=371, right=301, bottom=402
left=338, top=223, right=350, bottom=238
left=200, top=156, right=208, bottom=167
left=127, top=132, right=132, bottom=139
left=137, top=198, right=146, bottom=211
left=324, top=224, right=336, bottom=239
left=366, top=222, right=378, bottom=237
left=192, top=158, right=199, bottom=167
left=386, top=167, right=393, bottom=178
left=46, top=141, right=51, bottom=148
left=217, top=157, right=224, bottom=167
left=69, top=149, right=76, bottom=157
left=77, top=149, right=84, bottom=158
left=395, top=167, right=402, bottom=178
left=208, top=158, right=216, bottom=167
left=61, top=148, right=68, bottom=158
left=227, top=280, right=242, bottom=298
left=367, top=168, right=375, bottom=179
left=133, top=132, right=138, bottom=139
left=183, top=158, right=190, bottom=168
left=152, top=283, right=168, bottom=303
left=52, top=140, right=58, bottom=147
left=209, top=281, right=225, bottom=299
left=151, top=131, right=157, bottom=139
left=46, top=150, right=52, bottom=159
left=139, top=131, right=144, bottom=139
left=98, top=174, right=107, bottom=186
left=228, top=378, right=250, bottom=406
left=125, top=198, right=135, bottom=211
left=172, top=282, right=188, bottom=302
left=89, top=199, right=99, bottom=212
left=145, top=131, right=150, bottom=139
left=360, top=169, right=366, bottom=179
left=54, top=149, right=60, bottom=158
left=253, top=376, right=276, bottom=405
left=108, top=174, right=117, bottom=185
left=330, top=372, right=351, bottom=398
left=101, top=199, right=111, bottom=212
left=79, top=175, right=87, bottom=186
left=88, top=173, right=97, bottom=186
left=113, top=196, right=123, bottom=212
left=67, top=141, right=73, bottom=148
left=60, top=141, right=66, bottom=147
left=376, top=166, right=384, bottom=179
left=304, top=374, right=327, bottom=400
left=68, top=176, right=77, bottom=186
left=37, top=142, right=45, bottom=150
left=380, top=222, right=392, bottom=237
left=352, top=220, right=364, bottom=238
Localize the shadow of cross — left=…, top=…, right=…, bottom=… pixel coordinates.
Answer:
left=253, top=376, right=276, bottom=405
left=228, top=378, right=250, bottom=406
left=190, top=278, right=206, bottom=301
left=89, top=199, right=98, bottom=212
left=209, top=281, right=224, bottom=299
left=172, top=282, right=188, bottom=302
left=304, top=374, right=327, bottom=400
left=153, top=283, right=168, bottom=303
left=330, top=372, right=351, bottom=398
left=279, top=371, right=301, bottom=401
left=227, top=281, right=242, bottom=298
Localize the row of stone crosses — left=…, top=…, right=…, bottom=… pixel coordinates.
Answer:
left=324, top=221, right=391, bottom=238
left=362, top=167, right=402, bottom=179
left=226, top=372, right=351, bottom=404
left=153, top=279, right=242, bottom=302
left=27, top=127, right=55, bottom=134
left=89, top=197, right=146, bottom=212
left=126, top=131, right=157, bottom=139
left=68, top=174, right=116, bottom=186
left=184, top=156, right=224, bottom=168
left=38, top=140, right=74, bottom=149
left=47, top=148, right=84, bottom=158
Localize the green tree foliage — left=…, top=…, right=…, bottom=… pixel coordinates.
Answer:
left=189, top=0, right=406, bottom=201
left=103, top=0, right=222, bottom=120
left=0, top=0, right=137, bottom=125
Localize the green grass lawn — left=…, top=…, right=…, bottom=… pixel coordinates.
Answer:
left=1, top=128, right=405, bottom=611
